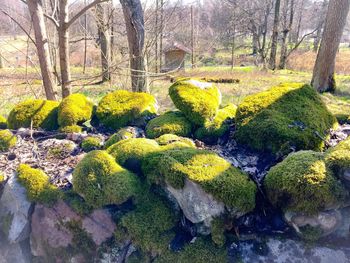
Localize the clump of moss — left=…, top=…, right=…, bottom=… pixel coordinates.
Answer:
left=325, top=137, right=350, bottom=179
left=146, top=111, right=193, bottom=139
left=60, top=125, right=83, bottom=133
left=7, top=99, right=59, bottom=130
left=17, top=164, right=60, bottom=206
left=264, top=151, right=348, bottom=215
left=63, top=190, right=93, bottom=216
left=142, top=148, right=256, bottom=213
left=104, top=128, right=136, bottom=149
left=96, top=90, right=157, bottom=130
left=235, top=84, right=337, bottom=154
left=0, top=115, right=7, bottom=129
left=156, top=134, right=196, bottom=149
left=299, top=225, right=324, bottom=242
left=169, top=79, right=221, bottom=126
left=81, top=136, right=102, bottom=152
left=72, top=150, right=140, bottom=208
left=0, top=173, right=4, bottom=184
left=195, top=103, right=237, bottom=144
left=211, top=217, right=226, bottom=247
left=58, top=94, right=94, bottom=129
left=0, top=130, right=17, bottom=152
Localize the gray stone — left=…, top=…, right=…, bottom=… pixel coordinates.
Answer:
left=0, top=240, right=31, bottom=263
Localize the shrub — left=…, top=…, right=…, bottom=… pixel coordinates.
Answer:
left=142, top=148, right=256, bottom=213
left=7, top=99, right=59, bottom=130
left=72, top=150, right=140, bottom=208
left=169, top=79, right=221, bottom=126
left=235, top=84, right=337, bottom=154
left=81, top=136, right=102, bottom=152
left=155, top=134, right=196, bottom=149
left=195, top=103, right=237, bottom=144
left=96, top=90, right=157, bottom=130
left=58, top=94, right=94, bottom=128
left=17, top=164, right=60, bottom=206
left=0, top=130, right=17, bottom=152
left=0, top=115, right=7, bottom=129
left=104, top=128, right=135, bottom=149
left=264, top=151, right=348, bottom=215
left=60, top=125, right=83, bottom=133
left=146, top=111, right=193, bottom=139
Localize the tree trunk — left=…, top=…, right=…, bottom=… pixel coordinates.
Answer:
left=159, top=0, right=164, bottom=71
left=313, top=0, right=328, bottom=52
left=58, top=0, right=71, bottom=98
left=311, top=0, right=350, bottom=93
left=28, top=0, right=57, bottom=100
left=269, top=0, right=281, bottom=70
left=96, top=3, right=111, bottom=82
left=279, top=0, right=295, bottom=69
left=120, top=0, right=148, bottom=92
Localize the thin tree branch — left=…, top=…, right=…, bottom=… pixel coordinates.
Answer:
left=44, top=13, right=59, bottom=28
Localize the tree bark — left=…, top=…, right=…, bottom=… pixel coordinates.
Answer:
left=268, top=0, right=281, bottom=70
left=312, top=0, right=350, bottom=93
left=313, top=0, right=328, bottom=52
left=120, top=0, right=148, bottom=92
left=28, top=0, right=57, bottom=100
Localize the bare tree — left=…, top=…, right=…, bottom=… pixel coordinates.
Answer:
left=269, top=0, right=281, bottom=70
left=312, top=0, right=350, bottom=93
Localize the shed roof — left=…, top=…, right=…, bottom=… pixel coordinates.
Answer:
left=163, top=42, right=192, bottom=54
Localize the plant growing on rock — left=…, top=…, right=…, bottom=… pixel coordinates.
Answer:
left=104, top=128, right=136, bottom=149
left=60, top=125, right=83, bottom=133
left=0, top=115, right=7, bottom=129
left=81, top=136, right=102, bottom=152
left=0, top=129, right=17, bottom=152
left=155, top=134, right=196, bottom=149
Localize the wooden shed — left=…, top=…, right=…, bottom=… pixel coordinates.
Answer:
left=162, top=42, right=191, bottom=72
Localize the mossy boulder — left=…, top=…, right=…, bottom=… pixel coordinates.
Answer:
left=265, top=151, right=348, bottom=215
left=72, top=150, right=140, bottom=208
left=81, top=136, right=102, bottom=152
left=146, top=111, right=192, bottom=139
left=142, top=148, right=257, bottom=213
left=195, top=103, right=237, bottom=144
left=0, top=115, right=7, bottom=129
left=60, top=125, right=83, bottom=133
left=169, top=79, right=221, bottom=126
left=155, top=134, right=196, bottom=149
left=58, top=94, right=94, bottom=128
left=17, top=164, right=60, bottom=206
left=235, top=84, right=337, bottom=154
left=8, top=99, right=59, bottom=130
left=96, top=90, right=157, bottom=130
left=0, top=129, right=17, bottom=152
left=104, top=128, right=136, bottom=149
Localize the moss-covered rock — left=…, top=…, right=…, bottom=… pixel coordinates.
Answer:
left=0, top=129, right=17, bottom=152
left=81, top=136, right=102, bottom=152
left=0, top=115, right=7, bottom=129
left=104, top=128, right=136, bottom=149
left=169, top=79, right=221, bottom=126
left=96, top=90, right=157, bottom=130
left=264, top=151, right=348, bottom=215
left=72, top=150, right=140, bottom=208
left=146, top=111, right=193, bottom=139
left=0, top=173, right=4, bottom=184
left=17, top=164, right=60, bottom=206
left=142, top=148, right=256, bottom=213
left=211, top=217, right=226, bottom=247
left=58, top=94, right=94, bottom=128
left=8, top=99, right=59, bottom=130
left=155, top=134, right=196, bottom=149
left=235, top=84, right=337, bottom=154
left=60, top=125, right=83, bottom=133
left=195, top=103, right=237, bottom=144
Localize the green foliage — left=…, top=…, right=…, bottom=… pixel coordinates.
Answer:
left=169, top=79, right=221, bottom=126
left=72, top=150, right=140, bottom=208
left=142, top=148, right=256, bottom=213
left=17, top=164, right=60, bottom=206
left=146, top=111, right=193, bottom=139
left=235, top=84, right=337, bottom=154
left=63, top=190, right=93, bottom=216
left=195, top=103, right=237, bottom=144
left=81, top=136, right=102, bottom=152
left=58, top=94, right=94, bottom=128
left=7, top=99, right=59, bottom=130
left=60, top=125, right=83, bottom=133
left=0, top=173, right=4, bottom=183
left=211, top=217, right=226, bottom=247
left=299, top=225, right=324, bottom=242
left=0, top=115, right=7, bottom=129
left=96, top=90, right=157, bottom=130
left=104, top=128, right=135, bottom=149
left=155, top=134, right=196, bottom=148
left=154, top=237, right=227, bottom=263
left=264, top=151, right=348, bottom=215
left=325, top=137, right=350, bottom=178
left=0, top=129, right=17, bottom=152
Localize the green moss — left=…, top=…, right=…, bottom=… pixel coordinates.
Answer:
left=142, top=148, right=256, bottom=213
left=146, top=111, right=193, bottom=139
left=0, top=115, right=7, bottom=129
left=96, top=90, right=157, bottom=130
left=81, top=136, right=102, bottom=152
left=17, top=164, right=60, bottom=206
left=299, top=225, right=324, bottom=242
left=58, top=94, right=94, bottom=128
left=264, top=151, right=348, bottom=215
left=235, top=84, right=337, bottom=154
left=169, top=79, right=221, bottom=126
left=154, top=237, right=227, bottom=263
left=72, top=150, right=140, bottom=208
left=0, top=173, right=4, bottom=183
left=7, top=99, right=59, bottom=130
left=63, top=190, right=93, bottom=216
left=211, top=217, right=226, bottom=247
left=156, top=134, right=196, bottom=148
left=104, top=128, right=135, bottom=149
left=0, top=130, right=17, bottom=152
left=195, top=104, right=237, bottom=144
left=47, top=142, right=75, bottom=159
left=60, top=125, right=82, bottom=133
left=325, top=137, right=350, bottom=178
